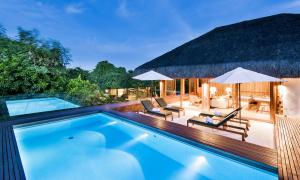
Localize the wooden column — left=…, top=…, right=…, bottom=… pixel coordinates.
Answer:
left=270, top=82, right=278, bottom=122
left=233, top=84, right=239, bottom=108
left=159, top=80, right=166, bottom=97
left=189, top=79, right=192, bottom=94
left=164, top=80, right=167, bottom=96
left=180, top=78, right=185, bottom=107
left=196, top=78, right=199, bottom=95
left=189, top=78, right=197, bottom=94
left=174, top=80, right=177, bottom=95
left=201, top=79, right=210, bottom=111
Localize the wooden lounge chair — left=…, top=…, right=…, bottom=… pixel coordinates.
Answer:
left=155, top=98, right=185, bottom=117
left=141, top=100, right=173, bottom=121
left=187, top=111, right=248, bottom=141
left=199, top=108, right=250, bottom=129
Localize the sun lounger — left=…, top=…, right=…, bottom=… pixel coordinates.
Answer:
left=187, top=111, right=248, bottom=141
left=199, top=108, right=250, bottom=129
left=155, top=98, right=185, bottom=117
left=141, top=100, right=173, bottom=121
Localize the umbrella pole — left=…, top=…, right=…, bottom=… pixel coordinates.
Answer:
left=151, top=80, right=153, bottom=103
left=238, top=83, right=242, bottom=120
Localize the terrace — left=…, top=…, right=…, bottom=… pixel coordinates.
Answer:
left=140, top=99, right=275, bottom=148
left=1, top=99, right=299, bottom=179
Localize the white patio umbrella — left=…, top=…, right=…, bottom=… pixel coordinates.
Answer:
left=133, top=70, right=173, bottom=101
left=210, top=67, right=284, bottom=119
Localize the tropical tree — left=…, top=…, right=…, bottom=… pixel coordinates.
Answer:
left=0, top=24, right=142, bottom=105
left=67, top=67, right=90, bottom=80
left=90, top=60, right=118, bottom=88
left=90, top=60, right=145, bottom=89
left=67, top=75, right=112, bottom=105
left=17, top=27, right=40, bottom=46
left=0, top=26, right=70, bottom=95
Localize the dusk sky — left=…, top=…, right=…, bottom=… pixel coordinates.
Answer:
left=1, top=0, right=300, bottom=71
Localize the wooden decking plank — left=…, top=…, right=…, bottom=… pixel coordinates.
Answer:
left=289, top=118, right=300, bottom=178
left=280, top=117, right=291, bottom=179
left=9, top=128, right=26, bottom=180
left=4, top=126, right=15, bottom=180
left=7, top=127, right=18, bottom=180
left=286, top=117, right=300, bottom=179
left=2, top=127, right=9, bottom=180
left=276, top=116, right=300, bottom=180
left=284, top=120, right=297, bottom=179
left=275, top=119, right=283, bottom=179
left=0, top=125, right=3, bottom=180
left=283, top=117, right=296, bottom=179
left=282, top=118, right=293, bottom=179
left=8, top=127, right=23, bottom=180
left=14, top=133, right=26, bottom=180
left=277, top=117, right=288, bottom=179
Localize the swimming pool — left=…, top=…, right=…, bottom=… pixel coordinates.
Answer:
left=14, top=113, right=278, bottom=180
left=6, top=98, right=79, bottom=116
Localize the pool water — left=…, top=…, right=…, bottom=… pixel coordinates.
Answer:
left=14, top=113, right=278, bottom=180
left=6, top=98, right=79, bottom=116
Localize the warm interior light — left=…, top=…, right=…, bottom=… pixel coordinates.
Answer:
left=225, top=87, right=232, bottom=95
left=278, top=85, right=286, bottom=97
left=210, top=86, right=217, bottom=97
left=203, top=83, right=208, bottom=95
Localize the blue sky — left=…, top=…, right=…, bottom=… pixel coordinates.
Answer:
left=0, top=0, right=300, bottom=70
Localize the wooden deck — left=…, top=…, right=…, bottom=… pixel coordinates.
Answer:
left=275, top=116, right=300, bottom=179
left=0, top=122, right=26, bottom=180
left=0, top=101, right=279, bottom=179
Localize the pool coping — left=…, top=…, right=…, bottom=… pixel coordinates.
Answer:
left=0, top=101, right=278, bottom=179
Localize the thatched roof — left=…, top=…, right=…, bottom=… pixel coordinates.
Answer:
left=135, top=13, right=300, bottom=78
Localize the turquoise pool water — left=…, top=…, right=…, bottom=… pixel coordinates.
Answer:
left=14, top=113, right=278, bottom=180
left=6, top=98, right=79, bottom=116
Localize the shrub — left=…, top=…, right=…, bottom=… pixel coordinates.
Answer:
left=67, top=75, right=112, bottom=106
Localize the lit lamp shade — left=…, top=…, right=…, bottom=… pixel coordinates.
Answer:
left=278, top=85, right=286, bottom=97
left=225, top=87, right=232, bottom=95
left=210, top=87, right=217, bottom=96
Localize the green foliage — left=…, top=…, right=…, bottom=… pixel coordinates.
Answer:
left=14, top=27, right=71, bottom=67
left=0, top=51, right=67, bottom=95
left=127, top=70, right=149, bottom=87
left=0, top=27, right=70, bottom=96
left=17, top=27, right=40, bottom=46
left=67, top=76, right=112, bottom=106
left=0, top=24, right=145, bottom=106
left=67, top=67, right=90, bottom=80
left=90, top=61, right=145, bottom=89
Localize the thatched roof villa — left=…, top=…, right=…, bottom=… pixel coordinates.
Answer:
left=135, top=13, right=300, bottom=119
left=135, top=13, right=300, bottom=78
